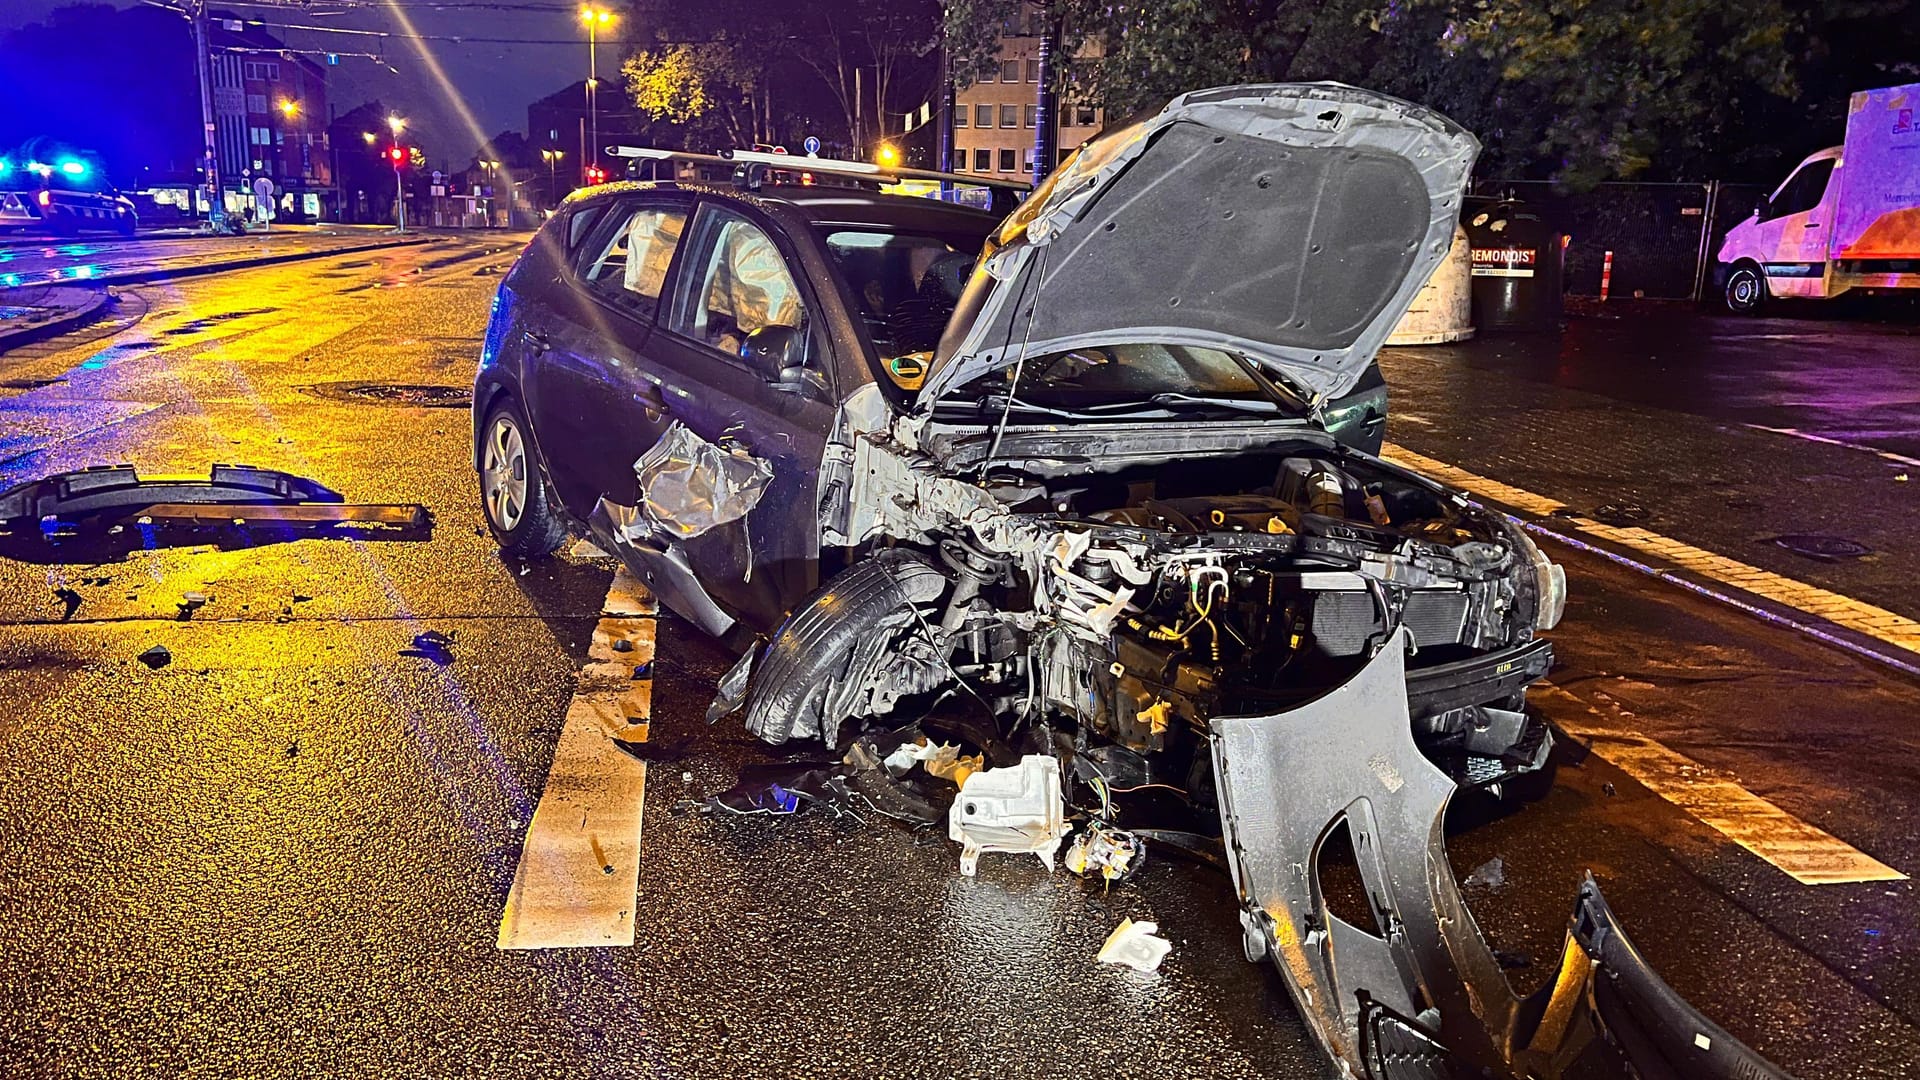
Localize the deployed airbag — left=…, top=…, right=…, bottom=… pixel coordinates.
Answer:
left=630, top=422, right=772, bottom=540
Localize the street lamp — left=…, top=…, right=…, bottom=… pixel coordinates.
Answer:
left=579, top=6, right=614, bottom=185
left=541, top=148, right=564, bottom=208
left=387, top=114, right=406, bottom=137
left=362, top=131, right=376, bottom=145
left=278, top=99, right=299, bottom=119
left=385, top=115, right=408, bottom=233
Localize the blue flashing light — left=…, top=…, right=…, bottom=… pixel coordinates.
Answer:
left=58, top=160, right=87, bottom=176
left=26, top=161, right=51, bottom=177
left=0, top=159, right=9, bottom=174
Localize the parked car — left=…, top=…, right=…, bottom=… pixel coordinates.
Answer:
left=475, top=84, right=1795, bottom=1080
left=0, top=156, right=137, bottom=237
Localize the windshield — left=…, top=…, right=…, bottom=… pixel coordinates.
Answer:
left=818, top=228, right=985, bottom=359
left=945, top=343, right=1292, bottom=415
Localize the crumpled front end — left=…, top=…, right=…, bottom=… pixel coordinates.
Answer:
left=1212, top=629, right=1797, bottom=1080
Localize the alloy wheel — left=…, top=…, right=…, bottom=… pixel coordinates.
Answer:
left=481, top=414, right=528, bottom=532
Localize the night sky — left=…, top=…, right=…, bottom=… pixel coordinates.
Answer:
left=1, top=0, right=599, bottom=163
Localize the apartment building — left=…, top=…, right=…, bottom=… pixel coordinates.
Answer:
left=951, top=26, right=1103, bottom=179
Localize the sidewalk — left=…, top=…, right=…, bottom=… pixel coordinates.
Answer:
left=0, top=286, right=108, bottom=353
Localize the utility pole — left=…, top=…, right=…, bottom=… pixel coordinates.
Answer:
left=937, top=44, right=953, bottom=175
left=187, top=0, right=227, bottom=232
left=1033, top=18, right=1059, bottom=186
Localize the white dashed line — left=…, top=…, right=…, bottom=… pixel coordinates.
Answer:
left=1381, top=444, right=1920, bottom=671
left=1537, top=684, right=1906, bottom=885
left=1742, top=424, right=1920, bottom=470
left=497, top=566, right=658, bottom=949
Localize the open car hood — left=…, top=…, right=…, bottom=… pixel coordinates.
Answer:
left=913, top=83, right=1478, bottom=411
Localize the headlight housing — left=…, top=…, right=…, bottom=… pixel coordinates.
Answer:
left=1511, top=523, right=1567, bottom=630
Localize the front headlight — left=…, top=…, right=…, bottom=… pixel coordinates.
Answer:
left=1512, top=525, right=1566, bottom=630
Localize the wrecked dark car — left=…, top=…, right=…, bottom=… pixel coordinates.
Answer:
left=475, top=84, right=1790, bottom=1080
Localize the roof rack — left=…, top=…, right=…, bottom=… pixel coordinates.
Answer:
left=607, top=145, right=1031, bottom=194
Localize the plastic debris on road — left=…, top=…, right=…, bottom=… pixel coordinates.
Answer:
left=403, top=629, right=457, bottom=664
left=1066, top=821, right=1144, bottom=885
left=1097, top=918, right=1172, bottom=973
left=949, top=755, right=1070, bottom=876
left=705, top=761, right=865, bottom=820
left=136, top=644, right=171, bottom=669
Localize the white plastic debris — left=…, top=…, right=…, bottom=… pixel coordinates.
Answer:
left=1097, top=918, right=1172, bottom=973
left=948, top=755, right=1070, bottom=876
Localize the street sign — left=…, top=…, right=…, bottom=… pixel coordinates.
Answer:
left=432, top=170, right=444, bottom=184
left=430, top=185, right=446, bottom=197
left=803, top=136, right=821, bottom=156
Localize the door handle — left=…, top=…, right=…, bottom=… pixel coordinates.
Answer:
left=634, top=382, right=670, bottom=422
left=1803, top=222, right=1822, bottom=228
left=521, top=329, right=550, bottom=352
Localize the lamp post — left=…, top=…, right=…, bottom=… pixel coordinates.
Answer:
left=541, top=148, right=564, bottom=209
left=387, top=115, right=407, bottom=233
left=580, top=6, right=613, bottom=185
left=274, top=99, right=298, bottom=223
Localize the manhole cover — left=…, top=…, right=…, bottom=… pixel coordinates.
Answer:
left=306, top=382, right=472, bottom=408
left=1770, top=534, right=1872, bottom=560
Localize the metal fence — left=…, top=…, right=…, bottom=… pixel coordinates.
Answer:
left=1471, top=179, right=1771, bottom=300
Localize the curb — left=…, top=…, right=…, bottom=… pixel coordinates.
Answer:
left=0, top=287, right=110, bottom=355
left=87, top=234, right=432, bottom=288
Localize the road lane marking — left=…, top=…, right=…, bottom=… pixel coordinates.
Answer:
left=1742, top=424, right=1920, bottom=470
left=1535, top=684, right=1906, bottom=885
left=497, top=567, right=658, bottom=949
left=1381, top=444, right=1920, bottom=674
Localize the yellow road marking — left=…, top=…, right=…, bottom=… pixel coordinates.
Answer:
left=497, top=567, right=659, bottom=949
left=1382, top=444, right=1920, bottom=657
left=1538, top=683, right=1906, bottom=885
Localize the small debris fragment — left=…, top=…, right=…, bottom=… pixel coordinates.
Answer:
left=1067, top=821, right=1144, bottom=884
left=1897, top=474, right=1910, bottom=483
left=176, top=591, right=210, bottom=620
left=285, top=740, right=300, bottom=759
left=404, top=629, right=457, bottom=664
left=631, top=660, right=653, bottom=680
left=1097, top=918, right=1172, bottom=973
left=1463, top=856, right=1506, bottom=892
left=292, top=593, right=313, bottom=603
left=611, top=637, right=635, bottom=653
left=1602, top=782, right=1616, bottom=797
left=707, top=761, right=863, bottom=819
left=136, top=644, right=172, bottom=669
left=53, top=586, right=82, bottom=620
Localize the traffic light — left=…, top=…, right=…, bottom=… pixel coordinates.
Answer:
left=387, top=146, right=406, bottom=167
left=584, top=165, right=605, bottom=185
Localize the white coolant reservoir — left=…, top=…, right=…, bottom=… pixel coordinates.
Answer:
left=949, top=755, right=1070, bottom=876
left=1386, top=223, right=1474, bottom=345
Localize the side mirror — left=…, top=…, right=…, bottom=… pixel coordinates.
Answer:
left=739, top=324, right=805, bottom=383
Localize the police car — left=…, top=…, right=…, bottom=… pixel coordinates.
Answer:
left=0, top=157, right=138, bottom=237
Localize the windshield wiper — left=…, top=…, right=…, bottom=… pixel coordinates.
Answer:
left=1137, top=392, right=1280, bottom=414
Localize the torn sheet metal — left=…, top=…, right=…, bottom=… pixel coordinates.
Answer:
left=628, top=422, right=772, bottom=541
left=1210, top=629, right=1795, bottom=1079
left=948, top=755, right=1070, bottom=876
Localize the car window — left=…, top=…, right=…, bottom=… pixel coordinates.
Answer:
left=578, top=203, right=687, bottom=316
left=672, top=207, right=806, bottom=356
left=1767, top=159, right=1834, bottom=219
left=817, top=228, right=983, bottom=360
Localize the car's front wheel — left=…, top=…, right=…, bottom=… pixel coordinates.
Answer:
left=1723, top=262, right=1766, bottom=314
left=478, top=397, right=567, bottom=560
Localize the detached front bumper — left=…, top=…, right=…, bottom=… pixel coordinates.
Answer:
left=1210, top=630, right=1795, bottom=1080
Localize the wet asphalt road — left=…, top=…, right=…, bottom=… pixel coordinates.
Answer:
left=0, top=250, right=1918, bottom=1077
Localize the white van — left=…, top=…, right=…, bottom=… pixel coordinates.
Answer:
left=1716, top=82, right=1920, bottom=312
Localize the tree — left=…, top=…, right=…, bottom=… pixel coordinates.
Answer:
left=624, top=41, right=772, bottom=148
left=938, top=0, right=1908, bottom=184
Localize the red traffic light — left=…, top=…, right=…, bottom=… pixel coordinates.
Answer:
left=584, top=165, right=605, bottom=184
left=387, top=146, right=405, bottom=165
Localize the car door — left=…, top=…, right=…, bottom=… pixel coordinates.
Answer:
left=1758, top=157, right=1837, bottom=298
left=635, top=200, right=841, bottom=634
left=524, top=193, right=693, bottom=519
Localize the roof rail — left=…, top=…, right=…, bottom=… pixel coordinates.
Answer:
left=607, top=145, right=1031, bottom=193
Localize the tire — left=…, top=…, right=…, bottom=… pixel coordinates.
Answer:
left=1722, top=262, right=1766, bottom=314
left=744, top=549, right=951, bottom=746
left=477, top=396, right=567, bottom=560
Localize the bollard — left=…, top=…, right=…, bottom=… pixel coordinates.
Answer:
left=1600, top=250, right=1614, bottom=301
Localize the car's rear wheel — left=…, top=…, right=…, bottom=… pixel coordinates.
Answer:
left=1723, top=262, right=1766, bottom=314
left=478, top=397, right=566, bottom=560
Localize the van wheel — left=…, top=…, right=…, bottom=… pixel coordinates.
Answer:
left=1723, top=263, right=1766, bottom=314
left=478, top=397, right=567, bottom=560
